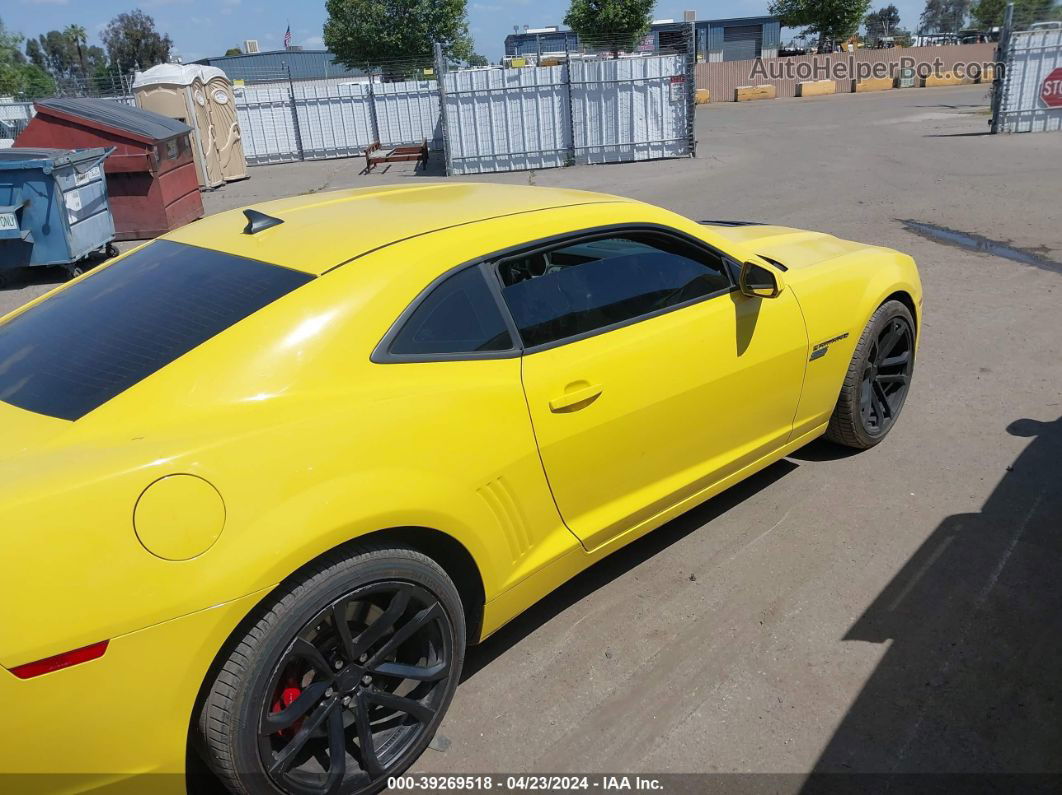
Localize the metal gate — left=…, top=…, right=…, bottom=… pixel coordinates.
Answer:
left=439, top=49, right=694, bottom=175
left=440, top=65, right=572, bottom=175
left=996, top=27, right=1062, bottom=133
left=570, top=54, right=691, bottom=164
left=372, top=80, right=443, bottom=150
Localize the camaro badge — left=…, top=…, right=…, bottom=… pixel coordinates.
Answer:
left=810, top=332, right=850, bottom=361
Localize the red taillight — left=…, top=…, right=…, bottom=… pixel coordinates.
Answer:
left=9, top=641, right=109, bottom=679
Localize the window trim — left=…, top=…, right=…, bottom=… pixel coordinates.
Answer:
left=371, top=223, right=737, bottom=364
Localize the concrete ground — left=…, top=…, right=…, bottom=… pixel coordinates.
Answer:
left=5, top=85, right=1062, bottom=783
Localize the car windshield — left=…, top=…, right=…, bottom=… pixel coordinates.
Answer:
left=0, top=240, right=313, bottom=421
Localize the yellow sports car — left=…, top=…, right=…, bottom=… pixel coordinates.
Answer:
left=0, top=184, right=921, bottom=794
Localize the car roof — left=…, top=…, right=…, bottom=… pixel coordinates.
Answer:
left=163, top=183, right=632, bottom=275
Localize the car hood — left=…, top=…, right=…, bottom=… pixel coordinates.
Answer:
left=702, top=224, right=881, bottom=270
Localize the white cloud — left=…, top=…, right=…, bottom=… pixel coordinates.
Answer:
left=304, top=35, right=324, bottom=47
left=25, top=0, right=70, bottom=5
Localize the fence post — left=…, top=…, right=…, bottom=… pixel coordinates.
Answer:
left=285, top=62, right=305, bottom=160
left=564, top=40, right=576, bottom=166
left=989, top=2, right=1014, bottom=134
left=686, top=21, right=697, bottom=157
left=434, top=42, right=453, bottom=176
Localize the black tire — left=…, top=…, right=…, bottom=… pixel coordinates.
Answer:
left=825, top=299, right=916, bottom=449
left=196, top=543, right=465, bottom=795
left=66, top=264, right=84, bottom=281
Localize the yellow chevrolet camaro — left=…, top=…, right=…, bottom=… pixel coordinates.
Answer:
left=0, top=184, right=921, bottom=794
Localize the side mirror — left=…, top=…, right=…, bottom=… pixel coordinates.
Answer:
left=739, top=261, right=785, bottom=298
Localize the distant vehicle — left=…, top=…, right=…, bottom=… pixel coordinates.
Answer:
left=1030, top=21, right=1061, bottom=31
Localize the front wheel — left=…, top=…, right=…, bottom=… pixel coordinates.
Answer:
left=196, top=543, right=465, bottom=795
left=825, top=299, right=915, bottom=449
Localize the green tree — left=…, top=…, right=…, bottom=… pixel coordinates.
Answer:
left=324, top=0, right=473, bottom=74
left=65, top=24, right=87, bottom=77
left=17, top=62, right=56, bottom=97
left=865, top=4, right=902, bottom=42
left=971, top=0, right=1061, bottom=27
left=466, top=52, right=488, bottom=66
left=25, top=37, right=46, bottom=69
left=224, top=47, right=242, bottom=56
left=0, top=17, right=57, bottom=98
left=919, top=0, right=970, bottom=32
left=564, top=0, right=655, bottom=57
left=101, top=10, right=172, bottom=73
left=769, top=0, right=872, bottom=47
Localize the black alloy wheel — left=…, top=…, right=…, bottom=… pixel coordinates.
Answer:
left=825, top=299, right=916, bottom=449
left=260, top=582, right=453, bottom=794
left=197, top=545, right=465, bottom=795
left=859, top=316, right=914, bottom=437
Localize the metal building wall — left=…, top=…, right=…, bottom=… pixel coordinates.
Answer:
left=999, top=29, right=1062, bottom=133
left=195, top=51, right=368, bottom=82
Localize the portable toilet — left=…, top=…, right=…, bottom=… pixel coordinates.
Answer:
left=133, top=64, right=222, bottom=188
left=134, top=64, right=247, bottom=186
left=202, top=68, right=248, bottom=182
left=15, top=98, right=204, bottom=240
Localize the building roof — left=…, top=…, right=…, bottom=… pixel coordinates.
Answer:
left=163, top=184, right=630, bottom=275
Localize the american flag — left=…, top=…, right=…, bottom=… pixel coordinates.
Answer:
left=283, top=25, right=292, bottom=48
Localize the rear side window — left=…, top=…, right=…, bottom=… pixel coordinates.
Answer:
left=388, top=266, right=513, bottom=356
left=497, top=234, right=730, bottom=348
left=0, top=240, right=312, bottom=421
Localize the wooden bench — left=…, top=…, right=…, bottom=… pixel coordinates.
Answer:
left=363, top=140, right=429, bottom=173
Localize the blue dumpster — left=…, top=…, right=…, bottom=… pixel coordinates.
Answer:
left=0, top=147, right=117, bottom=286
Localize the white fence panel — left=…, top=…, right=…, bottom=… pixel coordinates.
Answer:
left=1000, top=29, right=1062, bottom=133
left=373, top=80, right=442, bottom=149
left=293, top=82, right=375, bottom=160
left=442, top=65, right=572, bottom=175
left=235, top=83, right=301, bottom=165
left=570, top=54, right=689, bottom=164
left=235, top=81, right=374, bottom=165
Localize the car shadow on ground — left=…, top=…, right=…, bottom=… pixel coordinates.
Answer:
left=461, top=458, right=800, bottom=682
left=804, top=416, right=1062, bottom=789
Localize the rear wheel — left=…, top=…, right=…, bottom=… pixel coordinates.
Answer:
left=825, top=300, right=915, bottom=449
left=197, top=544, right=465, bottom=795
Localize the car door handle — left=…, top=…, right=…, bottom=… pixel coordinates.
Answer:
left=549, top=383, right=603, bottom=412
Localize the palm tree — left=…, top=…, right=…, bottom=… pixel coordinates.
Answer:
left=65, top=24, right=87, bottom=79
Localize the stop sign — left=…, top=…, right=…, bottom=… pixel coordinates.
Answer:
left=1042, top=68, right=1062, bottom=108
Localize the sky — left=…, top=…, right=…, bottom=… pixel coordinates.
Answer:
left=2, top=0, right=929, bottom=64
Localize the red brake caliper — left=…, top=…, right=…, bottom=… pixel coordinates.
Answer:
left=270, top=678, right=304, bottom=737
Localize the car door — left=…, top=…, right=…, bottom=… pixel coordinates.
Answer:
left=493, top=227, right=808, bottom=551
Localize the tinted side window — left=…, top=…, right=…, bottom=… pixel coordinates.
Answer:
left=389, top=266, right=513, bottom=355
left=497, top=235, right=729, bottom=348
left=0, top=240, right=312, bottom=421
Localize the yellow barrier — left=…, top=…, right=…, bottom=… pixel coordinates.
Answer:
left=921, top=72, right=975, bottom=87
left=695, top=88, right=710, bottom=104
left=854, top=77, right=894, bottom=93
left=796, top=80, right=836, bottom=97
left=735, top=84, right=776, bottom=102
